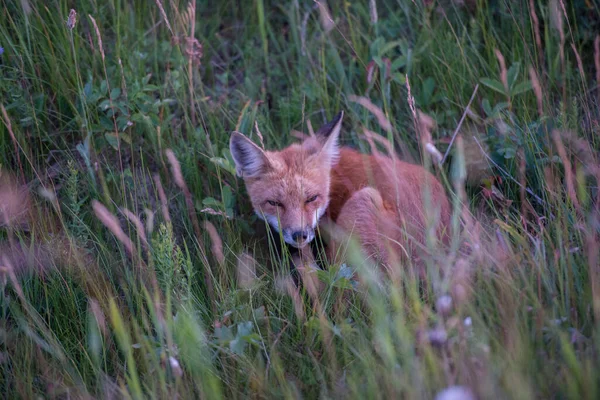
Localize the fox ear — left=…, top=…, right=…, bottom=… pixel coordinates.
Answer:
left=230, top=132, right=271, bottom=178
left=315, top=111, right=344, bottom=166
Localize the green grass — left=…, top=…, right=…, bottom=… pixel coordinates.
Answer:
left=1, top=0, right=600, bottom=398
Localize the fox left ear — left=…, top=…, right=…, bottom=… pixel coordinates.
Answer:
left=230, top=132, right=271, bottom=178
left=315, top=111, right=344, bottom=166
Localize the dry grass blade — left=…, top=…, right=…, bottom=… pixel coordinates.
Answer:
left=254, top=121, right=266, bottom=149
left=441, top=84, right=479, bottom=165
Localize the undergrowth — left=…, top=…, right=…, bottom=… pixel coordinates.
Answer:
left=1, top=0, right=600, bottom=398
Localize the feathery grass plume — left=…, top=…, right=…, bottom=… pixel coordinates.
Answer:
left=154, top=0, right=176, bottom=38
left=88, top=16, right=105, bottom=62
left=92, top=200, right=134, bottom=256
left=369, top=0, right=378, bottom=25
left=551, top=130, right=580, bottom=211
left=165, top=149, right=185, bottom=188
left=348, top=95, right=392, bottom=132
left=529, top=67, right=543, bottom=117
left=405, top=76, right=418, bottom=121
left=0, top=170, right=30, bottom=229
left=204, top=221, right=224, bottom=266
left=66, top=9, right=77, bottom=30
left=236, top=251, right=257, bottom=288
left=316, top=0, right=334, bottom=33
left=153, top=174, right=171, bottom=224
left=121, top=208, right=149, bottom=249
left=199, top=207, right=232, bottom=219
left=528, top=0, right=541, bottom=52
left=494, top=48, right=508, bottom=92
left=89, top=299, right=107, bottom=336
left=2, top=256, right=25, bottom=300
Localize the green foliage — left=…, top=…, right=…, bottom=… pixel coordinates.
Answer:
left=0, top=0, right=599, bottom=399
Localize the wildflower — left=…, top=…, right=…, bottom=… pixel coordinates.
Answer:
left=436, top=295, right=453, bottom=317
left=0, top=47, right=4, bottom=56
left=435, top=386, right=475, bottom=400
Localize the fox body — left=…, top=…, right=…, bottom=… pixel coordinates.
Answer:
left=230, top=112, right=450, bottom=265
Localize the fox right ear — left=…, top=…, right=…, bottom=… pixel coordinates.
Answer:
left=315, top=111, right=344, bottom=166
left=230, top=132, right=270, bottom=178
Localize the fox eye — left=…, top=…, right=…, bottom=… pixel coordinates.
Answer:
left=267, top=200, right=282, bottom=207
left=305, top=195, right=319, bottom=204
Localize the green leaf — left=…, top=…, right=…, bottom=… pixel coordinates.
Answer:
left=104, top=133, right=121, bottom=150
left=507, top=62, right=521, bottom=89
left=421, top=77, right=436, bottom=106
left=511, top=81, right=533, bottom=96
left=379, top=40, right=404, bottom=57
left=482, top=98, right=493, bottom=116
left=230, top=321, right=254, bottom=355
left=202, top=197, right=222, bottom=208
left=110, top=88, right=121, bottom=100
left=480, top=78, right=506, bottom=95
left=222, top=185, right=235, bottom=209
left=391, top=56, right=407, bottom=71
left=210, top=157, right=237, bottom=176
left=492, top=102, right=510, bottom=115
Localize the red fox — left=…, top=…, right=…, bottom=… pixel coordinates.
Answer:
left=230, top=111, right=451, bottom=267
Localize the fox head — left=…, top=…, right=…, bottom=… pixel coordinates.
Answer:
left=230, top=112, right=343, bottom=248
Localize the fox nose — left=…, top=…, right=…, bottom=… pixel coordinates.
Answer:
left=291, top=230, right=309, bottom=243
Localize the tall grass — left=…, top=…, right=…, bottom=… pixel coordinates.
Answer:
left=1, top=0, right=599, bottom=398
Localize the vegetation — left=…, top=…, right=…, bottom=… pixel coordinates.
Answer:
left=1, top=0, right=599, bottom=398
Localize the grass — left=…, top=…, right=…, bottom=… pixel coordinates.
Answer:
left=1, top=0, right=600, bottom=398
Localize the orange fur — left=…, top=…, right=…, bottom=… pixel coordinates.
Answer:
left=230, top=112, right=450, bottom=266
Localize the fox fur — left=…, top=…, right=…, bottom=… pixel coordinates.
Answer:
left=230, top=111, right=451, bottom=268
